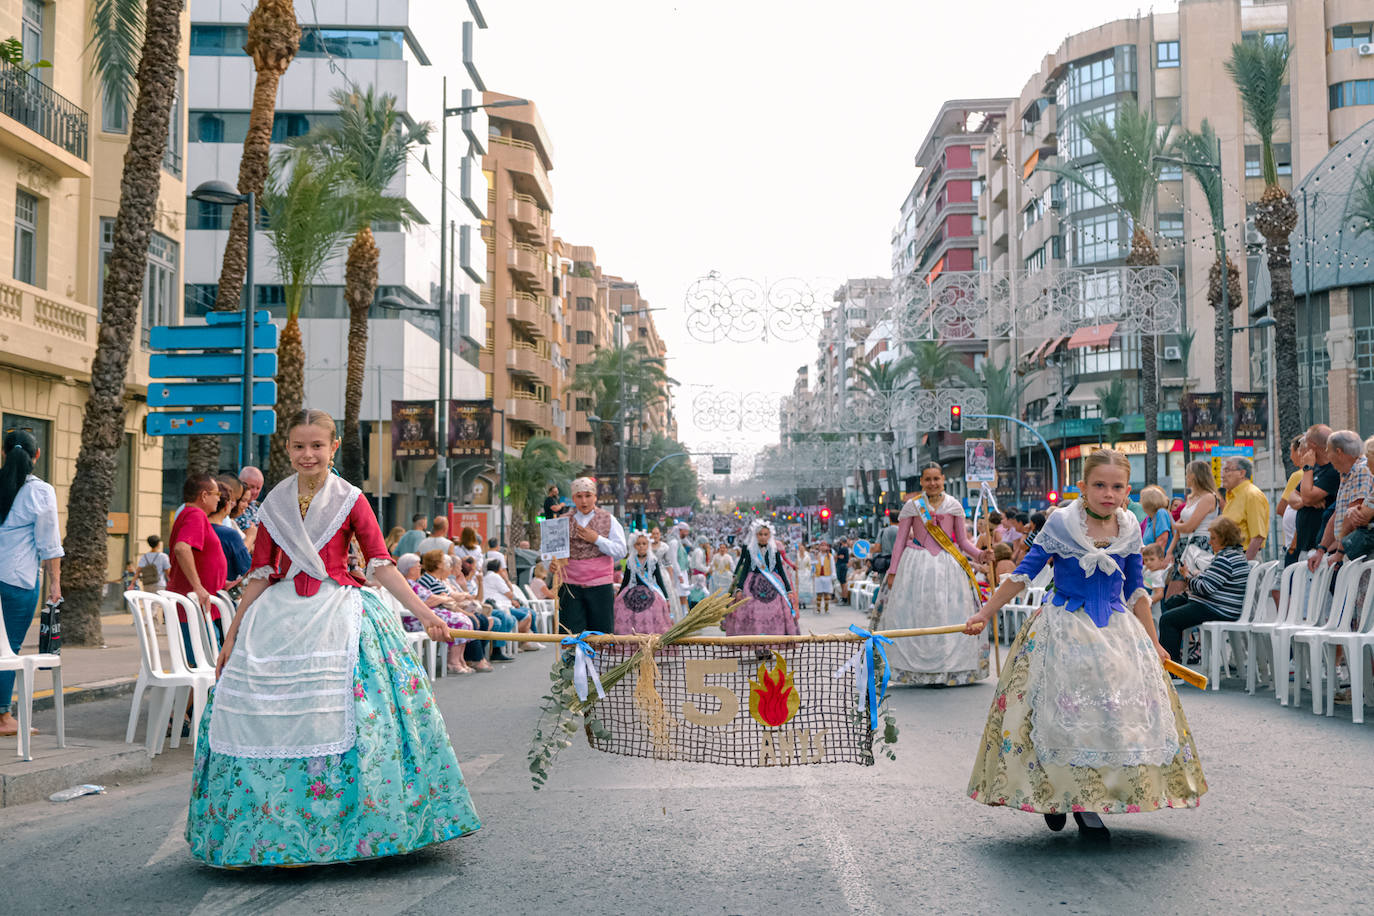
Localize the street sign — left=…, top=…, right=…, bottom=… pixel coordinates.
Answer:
left=852, top=539, right=871, bottom=559
left=148, top=323, right=278, bottom=351
left=148, top=381, right=277, bottom=408
left=203, top=309, right=272, bottom=326
left=146, top=409, right=277, bottom=436
left=149, top=352, right=278, bottom=379
left=1210, top=445, right=1254, bottom=487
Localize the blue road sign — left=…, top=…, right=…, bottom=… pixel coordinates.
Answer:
left=203, top=309, right=272, bottom=326
left=1210, top=445, right=1255, bottom=457
left=148, top=381, right=277, bottom=408
left=148, top=323, right=277, bottom=351
left=145, top=410, right=277, bottom=437
left=852, top=539, right=871, bottom=559
left=149, top=352, right=277, bottom=379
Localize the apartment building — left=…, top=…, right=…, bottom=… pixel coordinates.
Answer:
left=970, top=0, right=1374, bottom=492
left=481, top=91, right=558, bottom=456
left=184, top=1, right=489, bottom=527
left=0, top=0, right=188, bottom=581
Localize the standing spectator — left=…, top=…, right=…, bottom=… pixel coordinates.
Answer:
left=394, top=514, right=428, bottom=557
left=1276, top=436, right=1306, bottom=554
left=167, top=473, right=228, bottom=656
left=416, top=516, right=454, bottom=556
left=1169, top=460, right=1221, bottom=599
left=1288, top=424, right=1338, bottom=566
left=833, top=536, right=851, bottom=603
left=1309, top=429, right=1372, bottom=569
left=0, top=430, right=62, bottom=738
left=1140, top=485, right=1176, bottom=555
left=209, top=475, right=252, bottom=588
left=1159, top=518, right=1251, bottom=665
left=1220, top=456, right=1270, bottom=560
left=234, top=466, right=264, bottom=533
left=543, top=485, right=570, bottom=519
left=137, top=534, right=171, bottom=592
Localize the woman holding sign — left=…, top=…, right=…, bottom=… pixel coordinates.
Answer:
left=876, top=462, right=989, bottom=686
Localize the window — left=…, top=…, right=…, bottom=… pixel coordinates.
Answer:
left=186, top=197, right=228, bottom=231
left=13, top=190, right=38, bottom=286
left=971, top=178, right=984, bottom=200
left=1242, top=30, right=1287, bottom=47
left=1072, top=333, right=1141, bottom=376
left=1244, top=143, right=1292, bottom=178
left=1329, top=80, right=1374, bottom=109
left=1067, top=162, right=1117, bottom=212
left=1159, top=214, right=1184, bottom=240
left=1333, top=23, right=1374, bottom=51
left=1024, top=246, right=1046, bottom=271
left=1071, top=212, right=1124, bottom=265
left=1051, top=234, right=1065, bottom=259
left=1158, top=161, right=1183, bottom=182
left=190, top=111, right=342, bottom=144
left=102, top=82, right=129, bottom=134
left=100, top=219, right=179, bottom=342
left=164, top=71, right=183, bottom=177
left=1064, top=47, right=1136, bottom=107
left=1022, top=197, right=1044, bottom=231
left=190, top=26, right=407, bottom=60
left=1, top=413, right=50, bottom=480
left=1156, top=41, right=1179, bottom=68
left=575, top=330, right=592, bottom=345
left=575, top=432, right=592, bottom=446
left=1062, top=101, right=1119, bottom=160
left=1021, top=97, right=1048, bottom=134
left=575, top=397, right=592, bottom=412
left=575, top=296, right=592, bottom=312
left=21, top=0, right=43, bottom=68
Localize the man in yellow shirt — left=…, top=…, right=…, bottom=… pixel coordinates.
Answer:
left=1220, top=456, right=1270, bottom=559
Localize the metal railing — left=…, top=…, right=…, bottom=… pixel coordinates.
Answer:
left=489, top=134, right=535, bottom=152
left=0, top=61, right=89, bottom=160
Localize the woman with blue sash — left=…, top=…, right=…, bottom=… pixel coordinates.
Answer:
left=726, top=520, right=799, bottom=635
left=613, top=533, right=673, bottom=634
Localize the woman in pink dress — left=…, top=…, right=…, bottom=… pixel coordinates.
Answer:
left=876, top=462, right=989, bottom=685
left=725, top=520, right=799, bottom=635
left=613, top=533, right=673, bottom=634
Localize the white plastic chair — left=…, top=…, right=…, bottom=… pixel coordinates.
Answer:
left=124, top=590, right=213, bottom=758
left=0, top=596, right=63, bottom=761
left=1291, top=559, right=1369, bottom=712
left=369, top=587, right=444, bottom=679
left=215, top=589, right=237, bottom=633
left=1239, top=561, right=1309, bottom=696
left=1303, top=564, right=1374, bottom=722
left=518, top=584, right=555, bottom=634
left=1199, top=560, right=1278, bottom=690
left=156, top=592, right=218, bottom=755
left=1270, top=560, right=1336, bottom=706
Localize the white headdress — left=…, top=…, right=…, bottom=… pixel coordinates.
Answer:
left=746, top=517, right=778, bottom=565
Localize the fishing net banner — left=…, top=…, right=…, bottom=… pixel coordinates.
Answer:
left=587, top=640, right=874, bottom=768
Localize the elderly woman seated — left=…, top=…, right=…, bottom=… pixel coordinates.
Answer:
left=1157, top=516, right=1251, bottom=669
left=397, top=552, right=479, bottom=673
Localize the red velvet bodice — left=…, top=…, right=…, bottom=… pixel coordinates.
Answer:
left=250, top=497, right=393, bottom=596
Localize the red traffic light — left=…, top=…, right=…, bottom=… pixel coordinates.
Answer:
left=950, top=404, right=963, bottom=432
left=1047, top=491, right=1060, bottom=504
left=819, top=507, right=832, bottom=520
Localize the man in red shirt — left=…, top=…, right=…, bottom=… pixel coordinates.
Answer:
left=168, top=474, right=228, bottom=627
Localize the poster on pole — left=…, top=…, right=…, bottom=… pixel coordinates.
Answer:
left=1233, top=392, right=1268, bottom=443
left=625, top=474, right=649, bottom=506
left=540, top=516, right=571, bottom=560
left=964, top=439, right=997, bottom=483
left=447, top=399, right=494, bottom=458
left=391, top=400, right=437, bottom=460
left=647, top=488, right=664, bottom=514
left=1182, top=393, right=1224, bottom=441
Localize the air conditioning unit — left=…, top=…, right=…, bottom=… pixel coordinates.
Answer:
left=1163, top=345, right=1182, bottom=361
left=1358, top=42, right=1374, bottom=56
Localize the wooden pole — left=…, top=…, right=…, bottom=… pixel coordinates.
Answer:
left=445, top=623, right=970, bottom=645
left=982, top=487, right=1002, bottom=676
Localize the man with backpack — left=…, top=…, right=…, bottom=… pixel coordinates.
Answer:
left=137, top=535, right=170, bottom=591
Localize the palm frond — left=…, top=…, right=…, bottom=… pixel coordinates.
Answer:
left=1173, top=120, right=1226, bottom=244
left=1224, top=39, right=1290, bottom=186
left=1039, top=99, right=1171, bottom=223
left=87, top=0, right=144, bottom=111
left=1350, top=165, right=1374, bottom=240
left=906, top=339, right=976, bottom=388
left=262, top=153, right=353, bottom=318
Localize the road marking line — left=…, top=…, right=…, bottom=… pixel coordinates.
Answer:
left=144, top=809, right=189, bottom=867
left=797, top=767, right=876, bottom=913
left=460, top=753, right=501, bottom=780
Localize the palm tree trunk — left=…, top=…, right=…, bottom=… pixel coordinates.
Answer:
left=1209, top=254, right=1244, bottom=444
left=341, top=226, right=378, bottom=487
left=1127, top=227, right=1160, bottom=486
left=60, top=0, right=183, bottom=646
left=196, top=0, right=301, bottom=474
left=267, top=315, right=305, bottom=486
left=1258, top=185, right=1301, bottom=471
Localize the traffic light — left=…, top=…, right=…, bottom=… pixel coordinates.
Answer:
left=1047, top=491, right=1060, bottom=506
left=950, top=404, right=963, bottom=433
left=819, top=507, right=832, bottom=521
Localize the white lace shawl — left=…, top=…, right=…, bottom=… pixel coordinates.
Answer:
left=1008, top=501, right=1145, bottom=603
left=256, top=473, right=362, bottom=582
left=897, top=493, right=964, bottom=521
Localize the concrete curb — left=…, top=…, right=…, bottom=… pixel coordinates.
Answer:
left=32, top=677, right=138, bottom=713
left=0, top=737, right=152, bottom=807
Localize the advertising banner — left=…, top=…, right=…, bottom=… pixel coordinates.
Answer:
left=447, top=399, right=494, bottom=458
left=625, top=474, right=649, bottom=506
left=1233, top=392, right=1268, bottom=443
left=391, top=400, right=437, bottom=460
left=1181, top=393, right=1224, bottom=441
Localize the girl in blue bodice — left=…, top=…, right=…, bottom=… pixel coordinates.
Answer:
left=961, top=449, right=1206, bottom=840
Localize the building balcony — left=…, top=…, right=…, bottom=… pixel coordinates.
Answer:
left=505, top=394, right=552, bottom=429
left=505, top=343, right=544, bottom=377
left=572, top=444, right=595, bottom=470
left=0, top=279, right=99, bottom=380
left=506, top=292, right=553, bottom=339
left=488, top=135, right=553, bottom=209
left=989, top=165, right=1007, bottom=205
left=507, top=193, right=546, bottom=239
left=0, top=62, right=90, bottom=178
left=507, top=244, right=550, bottom=293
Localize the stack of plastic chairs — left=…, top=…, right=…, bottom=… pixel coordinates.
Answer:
left=1290, top=558, right=1370, bottom=713
left=1296, top=561, right=1374, bottom=722
left=1270, top=560, right=1337, bottom=706
left=1199, top=559, right=1280, bottom=690
left=519, top=584, right=556, bottom=634
left=123, top=590, right=214, bottom=757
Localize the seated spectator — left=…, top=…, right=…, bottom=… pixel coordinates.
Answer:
left=1330, top=432, right=1374, bottom=562
left=483, top=558, right=537, bottom=653
left=417, top=516, right=454, bottom=557
left=396, top=552, right=475, bottom=674
left=991, top=542, right=1015, bottom=580
left=529, top=561, right=554, bottom=600
left=1158, top=517, right=1250, bottom=666
left=454, top=526, right=485, bottom=568
left=1142, top=542, right=1170, bottom=618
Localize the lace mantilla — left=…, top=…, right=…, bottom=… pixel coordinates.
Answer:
left=1032, top=502, right=1142, bottom=569
left=242, top=565, right=273, bottom=583
left=364, top=557, right=394, bottom=579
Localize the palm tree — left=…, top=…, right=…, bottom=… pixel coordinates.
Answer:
left=187, top=0, right=302, bottom=476
left=60, top=0, right=183, bottom=645
left=290, top=86, right=433, bottom=487
left=568, top=342, right=676, bottom=472
left=1226, top=38, right=1299, bottom=464
left=1040, top=99, right=1172, bottom=485
left=506, top=436, right=582, bottom=549
left=1176, top=121, right=1244, bottom=442
left=1095, top=378, right=1128, bottom=444
left=1174, top=328, right=1197, bottom=461
left=975, top=357, right=1034, bottom=457
left=907, top=339, right=975, bottom=462
left=260, top=154, right=352, bottom=484
left=850, top=356, right=916, bottom=503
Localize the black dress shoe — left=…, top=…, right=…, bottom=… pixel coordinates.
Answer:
left=1072, top=812, right=1111, bottom=841
left=490, top=649, right=516, bottom=662
left=1043, top=813, right=1067, bottom=832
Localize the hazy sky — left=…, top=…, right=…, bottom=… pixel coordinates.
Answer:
left=481, top=0, right=1181, bottom=458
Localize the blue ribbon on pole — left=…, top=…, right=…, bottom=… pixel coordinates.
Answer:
left=560, top=630, right=606, bottom=702
left=832, top=624, right=893, bottom=731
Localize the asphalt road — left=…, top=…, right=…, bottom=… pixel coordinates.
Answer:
left=3, top=602, right=1372, bottom=916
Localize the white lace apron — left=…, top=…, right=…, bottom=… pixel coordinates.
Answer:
left=209, top=474, right=365, bottom=759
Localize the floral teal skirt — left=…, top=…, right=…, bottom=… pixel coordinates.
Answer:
left=185, top=589, right=481, bottom=867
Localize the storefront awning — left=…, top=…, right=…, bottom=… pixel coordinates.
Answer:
left=924, top=257, right=946, bottom=285
left=1042, top=334, right=1071, bottom=360
left=1067, top=387, right=1101, bottom=406
left=1022, top=149, right=1040, bottom=181
left=1066, top=322, right=1118, bottom=349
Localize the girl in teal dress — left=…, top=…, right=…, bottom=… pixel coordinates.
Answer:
left=185, top=409, right=481, bottom=867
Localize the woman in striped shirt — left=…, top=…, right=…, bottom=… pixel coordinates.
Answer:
left=1157, top=516, right=1250, bottom=666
